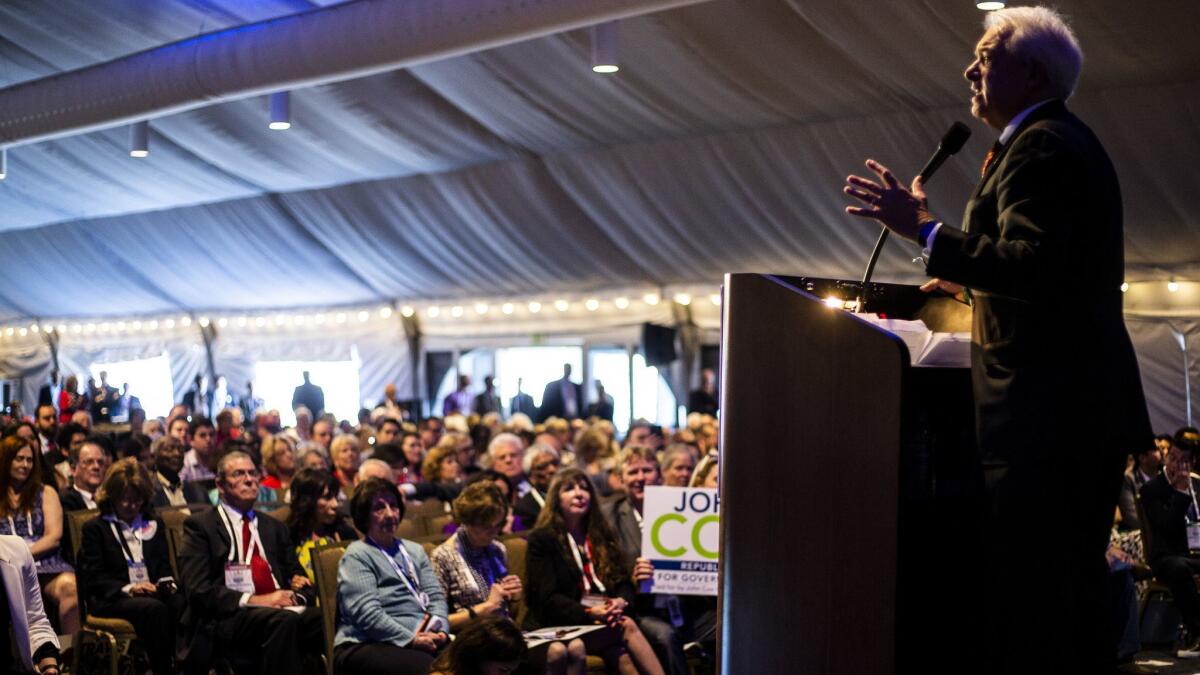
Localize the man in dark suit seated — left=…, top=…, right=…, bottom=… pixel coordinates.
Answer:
left=1140, top=430, right=1200, bottom=657
left=148, top=436, right=209, bottom=510
left=512, top=444, right=561, bottom=528
left=177, top=450, right=322, bottom=675
left=60, top=436, right=113, bottom=512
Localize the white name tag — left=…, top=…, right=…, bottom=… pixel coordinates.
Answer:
left=128, top=562, right=149, bottom=585
left=225, top=563, right=255, bottom=594
left=581, top=593, right=607, bottom=608
left=1188, top=522, right=1200, bottom=551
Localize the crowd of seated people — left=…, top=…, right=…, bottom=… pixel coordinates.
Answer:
left=0, top=375, right=727, bottom=674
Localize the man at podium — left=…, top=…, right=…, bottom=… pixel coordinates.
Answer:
left=843, top=6, right=1152, bottom=673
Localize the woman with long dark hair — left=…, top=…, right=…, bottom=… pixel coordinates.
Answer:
left=0, top=435, right=79, bottom=635
left=525, top=468, right=663, bottom=675
left=286, top=468, right=356, bottom=583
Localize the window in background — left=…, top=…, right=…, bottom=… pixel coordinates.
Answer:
left=254, top=353, right=361, bottom=427
left=495, top=347, right=583, bottom=409
left=89, top=351, right=174, bottom=420
left=589, top=349, right=677, bottom=434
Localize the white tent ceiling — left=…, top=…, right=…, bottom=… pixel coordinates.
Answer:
left=0, top=0, right=1196, bottom=323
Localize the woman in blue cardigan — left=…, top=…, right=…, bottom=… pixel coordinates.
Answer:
left=335, top=477, right=450, bottom=674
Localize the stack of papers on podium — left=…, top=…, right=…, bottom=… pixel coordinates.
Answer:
left=855, top=315, right=971, bottom=368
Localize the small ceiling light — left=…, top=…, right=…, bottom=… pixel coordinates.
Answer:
left=591, top=22, right=619, bottom=74
left=56, top=324, right=66, bottom=333
left=18, top=327, right=27, bottom=336
left=673, top=293, right=691, bottom=306
left=428, top=306, right=441, bottom=318
left=1168, top=280, right=1180, bottom=293
left=400, top=305, right=415, bottom=318
left=269, top=91, right=291, bottom=130
left=0, top=147, right=7, bottom=180
left=976, top=1, right=1005, bottom=10
left=255, top=316, right=267, bottom=328
left=314, top=314, right=326, bottom=325
left=236, top=316, right=247, bottom=327
left=274, top=314, right=286, bottom=326
left=451, top=306, right=464, bottom=318
left=180, top=316, right=192, bottom=327
left=1120, top=282, right=1129, bottom=293
left=291, top=314, right=303, bottom=326
left=217, top=317, right=229, bottom=328
left=335, top=312, right=347, bottom=324
left=358, top=310, right=370, bottom=322
left=164, top=318, right=175, bottom=329
left=30, top=323, right=39, bottom=333
left=147, top=320, right=158, bottom=330
left=198, top=316, right=210, bottom=327
left=528, top=301, right=542, bottom=313
left=131, top=320, right=142, bottom=331
left=710, top=293, right=721, bottom=306
left=585, top=298, right=600, bottom=311
left=501, top=303, right=515, bottom=315
left=130, top=121, right=150, bottom=158
left=614, top=297, right=630, bottom=309
left=475, top=303, right=489, bottom=315
left=71, top=324, right=82, bottom=333
left=379, top=306, right=393, bottom=319
left=642, top=292, right=660, bottom=306
left=99, top=322, right=111, bottom=333
left=554, top=299, right=570, bottom=312
left=116, top=321, right=127, bottom=331
left=3, top=327, right=12, bottom=337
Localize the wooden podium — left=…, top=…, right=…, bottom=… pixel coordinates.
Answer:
left=717, top=273, right=979, bottom=673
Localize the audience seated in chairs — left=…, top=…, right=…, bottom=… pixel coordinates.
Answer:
left=604, top=446, right=715, bottom=675
left=76, top=458, right=182, bottom=675
left=1118, top=435, right=1168, bottom=531
left=421, top=443, right=463, bottom=493
left=287, top=468, right=357, bottom=584
left=179, top=416, right=216, bottom=482
left=0, top=436, right=80, bottom=635
left=431, top=481, right=585, bottom=674
left=148, top=435, right=209, bottom=509
left=0, top=533, right=62, bottom=674
left=60, top=435, right=113, bottom=512
left=260, top=433, right=297, bottom=495
left=1140, top=428, right=1200, bottom=658
left=525, top=467, right=665, bottom=675
left=329, top=434, right=360, bottom=492
left=334, top=477, right=450, bottom=674
left=177, top=450, right=322, bottom=675
left=513, top=443, right=561, bottom=530
left=429, top=614, right=544, bottom=675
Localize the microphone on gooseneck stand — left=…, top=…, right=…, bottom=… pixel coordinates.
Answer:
left=856, top=121, right=972, bottom=312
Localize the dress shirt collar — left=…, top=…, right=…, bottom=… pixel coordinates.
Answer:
left=999, top=99, right=1055, bottom=145
left=220, top=501, right=256, bottom=525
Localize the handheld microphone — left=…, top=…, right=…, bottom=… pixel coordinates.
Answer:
left=857, top=121, right=972, bottom=311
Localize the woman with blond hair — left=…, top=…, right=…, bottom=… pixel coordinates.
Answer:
left=259, top=433, right=297, bottom=493
left=329, top=433, right=361, bottom=490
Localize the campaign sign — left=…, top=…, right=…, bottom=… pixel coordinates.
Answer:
left=640, top=486, right=719, bottom=596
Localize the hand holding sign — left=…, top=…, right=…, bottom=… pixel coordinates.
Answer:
left=632, top=557, right=654, bottom=584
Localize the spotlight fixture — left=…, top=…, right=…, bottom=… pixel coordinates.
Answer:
left=269, top=92, right=291, bottom=130
left=428, top=306, right=441, bottom=318
left=198, top=317, right=210, bottom=327
left=976, top=1, right=1005, bottom=10
left=1120, top=282, right=1129, bottom=293
left=1168, top=280, right=1180, bottom=293
left=642, top=292, right=660, bottom=306
left=255, top=316, right=267, bottom=328
left=400, top=306, right=415, bottom=318
left=501, top=303, right=515, bottom=315
left=237, top=317, right=248, bottom=327
left=528, top=301, right=542, bottom=313
left=673, top=293, right=692, bottom=306
left=130, top=121, right=150, bottom=158
left=614, top=297, right=630, bottom=310
left=554, top=299, right=570, bottom=312
left=335, top=312, right=347, bottom=324
left=585, top=298, right=600, bottom=311
left=475, top=303, right=489, bottom=315
left=451, top=306, right=464, bottom=318
left=379, top=306, right=393, bottom=319
left=180, top=316, right=192, bottom=327
left=591, top=22, right=619, bottom=74
left=0, top=147, right=6, bottom=180
left=357, top=310, right=370, bottom=322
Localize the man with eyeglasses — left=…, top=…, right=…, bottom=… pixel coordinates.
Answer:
left=177, top=451, right=322, bottom=675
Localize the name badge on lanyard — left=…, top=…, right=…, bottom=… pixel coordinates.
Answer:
left=568, top=534, right=607, bottom=607
left=110, top=521, right=150, bottom=585
left=219, top=506, right=263, bottom=594
left=372, top=538, right=431, bottom=609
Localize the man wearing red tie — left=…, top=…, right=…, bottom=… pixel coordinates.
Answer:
left=177, top=451, right=322, bottom=675
left=843, top=7, right=1151, bottom=673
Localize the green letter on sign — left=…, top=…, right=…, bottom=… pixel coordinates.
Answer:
left=691, top=515, right=719, bottom=560
left=652, top=513, right=687, bottom=558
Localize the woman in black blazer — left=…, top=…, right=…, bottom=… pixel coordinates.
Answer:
left=77, top=458, right=182, bottom=675
left=525, top=468, right=664, bottom=674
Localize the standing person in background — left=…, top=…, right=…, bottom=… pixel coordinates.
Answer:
left=685, top=369, right=718, bottom=417
left=38, top=370, right=61, bottom=412
left=538, top=365, right=582, bottom=422
left=472, top=376, right=502, bottom=416
left=443, top=375, right=472, bottom=417
left=89, top=371, right=120, bottom=424
left=57, top=375, right=82, bottom=426
left=292, top=371, right=325, bottom=420
left=510, top=378, right=537, bottom=419
left=182, top=374, right=212, bottom=421
left=239, top=381, right=261, bottom=426
left=587, top=381, right=615, bottom=422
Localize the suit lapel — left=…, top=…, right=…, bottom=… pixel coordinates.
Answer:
left=971, top=100, right=1069, bottom=200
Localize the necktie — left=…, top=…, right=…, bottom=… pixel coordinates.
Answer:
left=980, top=141, right=1003, bottom=178
left=242, top=517, right=276, bottom=595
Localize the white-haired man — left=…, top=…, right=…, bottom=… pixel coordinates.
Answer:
left=487, top=433, right=529, bottom=497
left=843, top=7, right=1151, bottom=672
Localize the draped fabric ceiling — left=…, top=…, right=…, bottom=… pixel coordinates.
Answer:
left=0, top=0, right=1197, bottom=427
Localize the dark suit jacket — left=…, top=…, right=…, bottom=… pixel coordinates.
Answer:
left=38, top=384, right=54, bottom=408
left=149, top=479, right=211, bottom=510
left=177, top=504, right=312, bottom=665
left=76, top=515, right=173, bottom=612
left=537, top=379, right=582, bottom=422
left=512, top=490, right=544, bottom=530
left=523, top=527, right=634, bottom=629
left=510, top=393, right=537, bottom=418
left=181, top=389, right=212, bottom=419
left=59, top=487, right=94, bottom=513
left=291, top=383, right=324, bottom=417
left=927, top=101, right=1151, bottom=465
left=1117, top=469, right=1155, bottom=532
left=1139, top=473, right=1200, bottom=565
left=587, top=396, right=615, bottom=422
